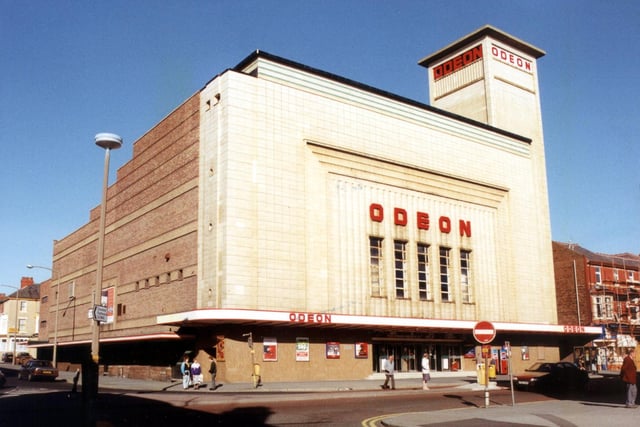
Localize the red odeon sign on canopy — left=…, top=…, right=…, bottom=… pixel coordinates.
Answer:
left=473, top=321, right=496, bottom=345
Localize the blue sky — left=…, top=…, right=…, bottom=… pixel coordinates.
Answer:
left=1, top=0, right=638, bottom=287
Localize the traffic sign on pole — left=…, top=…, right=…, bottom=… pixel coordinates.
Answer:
left=93, top=305, right=108, bottom=323
left=473, top=321, right=496, bottom=344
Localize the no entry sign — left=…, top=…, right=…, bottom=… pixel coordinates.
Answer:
left=473, top=321, right=496, bottom=344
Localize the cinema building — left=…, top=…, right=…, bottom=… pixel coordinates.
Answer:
left=39, top=26, right=600, bottom=382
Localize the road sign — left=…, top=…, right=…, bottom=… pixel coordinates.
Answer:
left=93, top=305, right=108, bottom=323
left=473, top=321, right=496, bottom=344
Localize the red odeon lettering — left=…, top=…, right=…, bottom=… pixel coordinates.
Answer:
left=394, top=208, right=407, bottom=226
left=368, top=203, right=472, bottom=237
left=438, top=216, right=451, bottom=233
left=289, top=312, right=332, bottom=324
left=563, top=325, right=585, bottom=333
left=433, top=45, right=482, bottom=80
left=370, top=203, right=384, bottom=222
left=490, top=45, right=532, bottom=73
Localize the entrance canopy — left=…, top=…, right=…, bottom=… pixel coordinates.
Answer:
left=157, top=308, right=602, bottom=336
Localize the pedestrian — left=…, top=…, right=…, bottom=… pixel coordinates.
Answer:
left=181, top=355, right=191, bottom=390
left=620, top=348, right=637, bottom=408
left=71, top=368, right=80, bottom=393
left=191, top=358, right=203, bottom=390
left=381, top=355, right=395, bottom=390
left=208, top=355, right=218, bottom=390
left=421, top=352, right=431, bottom=390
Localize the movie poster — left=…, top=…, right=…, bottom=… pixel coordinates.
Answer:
left=355, top=342, right=368, bottom=359
left=296, top=337, right=310, bottom=361
left=263, top=337, right=278, bottom=361
left=326, top=342, right=340, bottom=359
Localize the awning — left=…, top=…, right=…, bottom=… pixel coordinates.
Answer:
left=156, top=308, right=603, bottom=336
left=28, top=332, right=187, bottom=348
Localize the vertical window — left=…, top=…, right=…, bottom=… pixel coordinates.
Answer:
left=460, top=250, right=472, bottom=303
left=394, top=241, right=407, bottom=298
left=439, top=247, right=451, bottom=302
left=369, top=237, right=384, bottom=297
left=417, top=243, right=431, bottom=300
left=19, top=300, right=27, bottom=312
left=592, top=296, right=614, bottom=319
left=18, top=318, right=27, bottom=333
left=613, top=269, right=619, bottom=282
left=629, top=271, right=636, bottom=282
left=594, top=266, right=602, bottom=284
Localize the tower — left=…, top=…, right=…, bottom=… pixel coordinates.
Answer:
left=419, top=25, right=546, bottom=140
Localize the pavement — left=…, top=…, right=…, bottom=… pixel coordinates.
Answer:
left=2, top=364, right=637, bottom=426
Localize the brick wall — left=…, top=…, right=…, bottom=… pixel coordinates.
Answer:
left=52, top=93, right=201, bottom=343
left=552, top=242, right=592, bottom=325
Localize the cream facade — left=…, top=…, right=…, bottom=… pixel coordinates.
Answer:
left=43, top=26, right=600, bottom=382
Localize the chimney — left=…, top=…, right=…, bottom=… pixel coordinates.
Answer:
left=20, top=276, right=34, bottom=288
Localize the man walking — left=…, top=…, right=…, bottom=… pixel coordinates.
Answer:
left=208, top=355, right=218, bottom=390
left=381, top=355, right=395, bottom=390
left=621, top=348, right=637, bottom=408
left=421, top=352, right=431, bottom=390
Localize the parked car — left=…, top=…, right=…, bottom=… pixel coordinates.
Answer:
left=0, top=370, right=6, bottom=387
left=1, top=353, right=12, bottom=363
left=513, top=361, right=588, bottom=392
left=18, top=360, right=58, bottom=381
left=15, top=352, right=33, bottom=366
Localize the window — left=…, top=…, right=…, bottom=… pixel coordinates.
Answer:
left=68, top=281, right=75, bottom=300
left=19, top=301, right=27, bottom=312
left=613, top=269, right=619, bottom=282
left=460, top=250, right=472, bottom=303
left=630, top=271, right=637, bottom=282
left=439, top=247, right=451, bottom=302
left=369, top=237, right=384, bottom=297
left=592, top=295, right=614, bottom=319
left=594, top=266, right=602, bottom=284
left=394, top=241, right=407, bottom=298
left=417, top=243, right=431, bottom=300
left=18, top=318, right=27, bottom=333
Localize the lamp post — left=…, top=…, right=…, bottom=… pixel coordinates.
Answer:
left=0, top=284, right=20, bottom=365
left=27, top=264, right=59, bottom=367
left=90, top=132, right=122, bottom=398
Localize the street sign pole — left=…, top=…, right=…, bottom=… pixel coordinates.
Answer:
left=473, top=321, right=496, bottom=408
left=505, top=341, right=515, bottom=406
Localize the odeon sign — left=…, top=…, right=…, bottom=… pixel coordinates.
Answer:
left=432, top=43, right=533, bottom=81
left=369, top=203, right=472, bottom=237
left=289, top=312, right=332, bottom=324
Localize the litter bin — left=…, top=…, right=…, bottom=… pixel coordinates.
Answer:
left=477, top=363, right=486, bottom=385
left=489, top=363, right=496, bottom=380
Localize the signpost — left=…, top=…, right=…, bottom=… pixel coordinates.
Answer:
left=473, top=321, right=496, bottom=408
left=93, top=305, right=108, bottom=324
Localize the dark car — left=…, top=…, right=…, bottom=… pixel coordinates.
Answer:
left=15, top=352, right=33, bottom=366
left=513, top=361, right=588, bottom=392
left=1, top=353, right=12, bottom=363
left=18, top=360, right=58, bottom=381
left=0, top=370, right=6, bottom=387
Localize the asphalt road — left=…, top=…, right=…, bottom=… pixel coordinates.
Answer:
left=0, top=368, right=629, bottom=427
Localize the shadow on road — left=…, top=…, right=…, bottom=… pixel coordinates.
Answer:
left=0, top=390, right=273, bottom=427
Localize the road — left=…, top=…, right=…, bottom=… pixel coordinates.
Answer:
left=0, top=369, right=628, bottom=427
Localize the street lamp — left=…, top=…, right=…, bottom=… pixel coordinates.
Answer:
left=90, top=132, right=122, bottom=398
left=27, top=264, right=59, bottom=367
left=0, top=284, right=21, bottom=365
